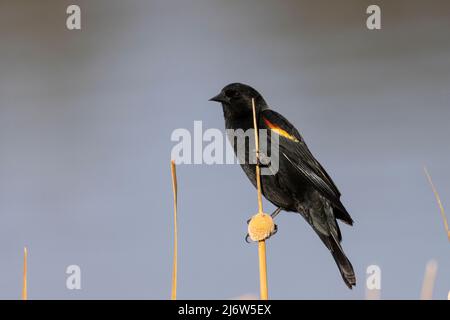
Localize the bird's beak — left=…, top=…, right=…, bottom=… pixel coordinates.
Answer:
left=209, top=92, right=227, bottom=103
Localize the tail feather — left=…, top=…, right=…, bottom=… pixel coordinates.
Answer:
left=329, top=238, right=356, bottom=289
left=321, top=234, right=356, bottom=289
left=295, top=194, right=355, bottom=289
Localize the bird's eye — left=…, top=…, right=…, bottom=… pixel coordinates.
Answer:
left=225, top=89, right=239, bottom=98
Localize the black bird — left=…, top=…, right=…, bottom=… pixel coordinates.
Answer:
left=209, top=83, right=356, bottom=288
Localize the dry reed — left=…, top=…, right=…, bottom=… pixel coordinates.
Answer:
left=170, top=160, right=178, bottom=300
left=424, top=167, right=450, bottom=241
left=22, top=247, right=27, bottom=300
left=420, top=259, right=438, bottom=300
left=365, top=288, right=381, bottom=300
left=251, top=98, right=270, bottom=300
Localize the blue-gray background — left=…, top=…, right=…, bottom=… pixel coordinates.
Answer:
left=0, top=0, right=449, bottom=299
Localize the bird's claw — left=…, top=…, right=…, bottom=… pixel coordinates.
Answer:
left=245, top=218, right=252, bottom=243
left=271, top=224, right=278, bottom=238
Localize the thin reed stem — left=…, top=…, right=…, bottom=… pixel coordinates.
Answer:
left=170, top=160, right=178, bottom=300
left=251, top=98, right=269, bottom=300
left=22, top=247, right=27, bottom=300
left=252, top=99, right=264, bottom=216
left=420, top=260, right=438, bottom=300
left=424, top=166, right=450, bottom=241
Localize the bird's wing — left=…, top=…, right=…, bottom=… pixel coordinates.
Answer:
left=260, top=109, right=352, bottom=224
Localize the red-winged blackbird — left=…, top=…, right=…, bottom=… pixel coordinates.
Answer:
left=210, top=83, right=356, bottom=289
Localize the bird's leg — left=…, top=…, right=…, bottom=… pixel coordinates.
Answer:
left=245, top=207, right=282, bottom=243
left=270, top=207, right=282, bottom=219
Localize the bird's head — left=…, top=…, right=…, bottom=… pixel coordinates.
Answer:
left=209, top=83, right=268, bottom=118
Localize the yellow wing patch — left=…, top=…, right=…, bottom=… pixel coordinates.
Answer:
left=263, top=117, right=299, bottom=142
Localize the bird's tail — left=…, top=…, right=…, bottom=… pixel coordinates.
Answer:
left=319, top=234, right=356, bottom=289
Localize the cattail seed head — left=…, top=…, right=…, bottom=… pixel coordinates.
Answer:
left=248, top=213, right=275, bottom=242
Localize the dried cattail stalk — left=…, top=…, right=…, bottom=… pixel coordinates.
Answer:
left=249, top=98, right=274, bottom=300
left=22, top=247, right=27, bottom=300
left=170, top=160, right=178, bottom=300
